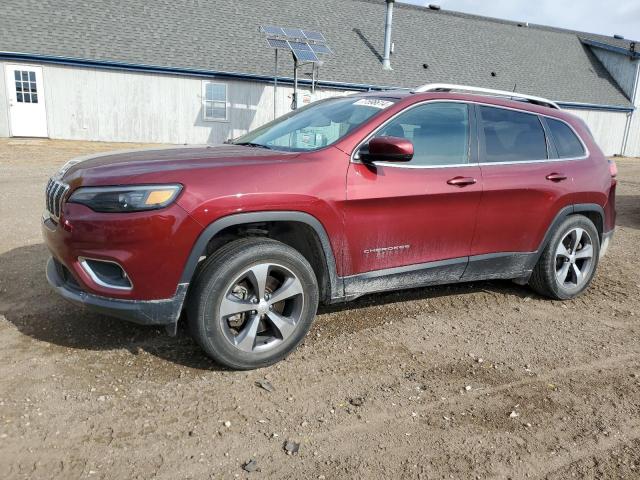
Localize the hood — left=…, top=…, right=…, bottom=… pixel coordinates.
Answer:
left=60, top=145, right=301, bottom=186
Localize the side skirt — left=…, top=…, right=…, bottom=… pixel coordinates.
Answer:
left=461, top=252, right=536, bottom=281
left=340, top=252, right=537, bottom=301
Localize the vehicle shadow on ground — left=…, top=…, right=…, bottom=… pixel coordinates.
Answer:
left=0, top=243, right=536, bottom=370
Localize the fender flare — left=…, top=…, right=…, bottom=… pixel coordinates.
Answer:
left=527, top=203, right=605, bottom=269
left=179, top=211, right=343, bottom=302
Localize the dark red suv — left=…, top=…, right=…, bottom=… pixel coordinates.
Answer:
left=43, top=84, right=616, bottom=369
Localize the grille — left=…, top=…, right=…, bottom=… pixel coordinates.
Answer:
left=45, top=178, right=70, bottom=220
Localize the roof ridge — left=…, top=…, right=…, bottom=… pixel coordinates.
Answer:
left=352, top=0, right=639, bottom=45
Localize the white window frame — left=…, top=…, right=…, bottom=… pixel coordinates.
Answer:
left=201, top=81, right=228, bottom=122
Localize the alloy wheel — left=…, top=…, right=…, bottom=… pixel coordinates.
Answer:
left=554, top=227, right=594, bottom=289
left=218, top=263, right=305, bottom=353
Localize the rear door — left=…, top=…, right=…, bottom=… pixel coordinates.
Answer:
left=344, top=101, right=482, bottom=282
left=468, top=105, right=582, bottom=273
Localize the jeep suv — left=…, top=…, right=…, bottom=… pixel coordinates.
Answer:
left=43, top=84, right=617, bottom=369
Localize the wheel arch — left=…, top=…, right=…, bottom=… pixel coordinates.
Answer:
left=180, top=211, right=342, bottom=303
left=532, top=203, right=605, bottom=264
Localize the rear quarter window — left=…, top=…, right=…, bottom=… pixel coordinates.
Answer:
left=546, top=118, right=586, bottom=158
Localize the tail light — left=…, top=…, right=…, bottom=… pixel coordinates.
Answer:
left=608, top=159, right=618, bottom=178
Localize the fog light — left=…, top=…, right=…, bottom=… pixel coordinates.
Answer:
left=79, top=257, right=133, bottom=290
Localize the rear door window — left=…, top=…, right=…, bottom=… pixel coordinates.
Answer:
left=546, top=118, right=585, bottom=158
left=479, top=106, right=548, bottom=163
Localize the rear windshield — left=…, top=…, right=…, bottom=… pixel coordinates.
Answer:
left=232, top=96, right=397, bottom=152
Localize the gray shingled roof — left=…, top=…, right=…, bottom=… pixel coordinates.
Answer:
left=0, top=0, right=632, bottom=107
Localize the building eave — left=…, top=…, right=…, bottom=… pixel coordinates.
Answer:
left=582, top=39, right=640, bottom=59
left=0, top=51, right=395, bottom=92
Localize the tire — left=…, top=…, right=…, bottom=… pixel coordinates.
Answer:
left=529, top=215, right=600, bottom=300
left=187, top=237, right=319, bottom=369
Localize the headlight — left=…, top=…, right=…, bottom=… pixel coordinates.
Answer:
left=68, top=185, right=182, bottom=213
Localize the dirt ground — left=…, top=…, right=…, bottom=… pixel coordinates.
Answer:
left=1, top=138, right=639, bottom=479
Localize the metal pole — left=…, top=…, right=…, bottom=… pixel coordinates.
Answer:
left=292, top=56, right=299, bottom=110
left=274, top=49, right=278, bottom=120
left=382, top=0, right=395, bottom=70
left=312, top=63, right=316, bottom=94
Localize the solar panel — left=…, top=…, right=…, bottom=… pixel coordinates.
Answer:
left=288, top=41, right=312, bottom=51
left=266, top=38, right=291, bottom=50
left=283, top=28, right=305, bottom=39
left=310, top=43, right=332, bottom=54
left=292, top=49, right=320, bottom=62
left=261, top=25, right=285, bottom=36
left=303, top=30, right=326, bottom=42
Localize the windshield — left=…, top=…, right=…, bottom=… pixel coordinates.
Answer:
left=231, top=96, right=397, bottom=152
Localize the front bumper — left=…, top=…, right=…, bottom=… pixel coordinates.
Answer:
left=46, top=257, right=187, bottom=326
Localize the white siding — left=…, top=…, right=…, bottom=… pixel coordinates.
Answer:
left=590, top=48, right=638, bottom=98
left=564, top=108, right=628, bottom=156
left=625, top=108, right=640, bottom=157
left=0, top=62, right=9, bottom=137
left=36, top=64, right=351, bottom=144
left=622, top=62, right=640, bottom=157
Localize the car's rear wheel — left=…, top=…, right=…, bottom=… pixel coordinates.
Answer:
left=529, top=215, right=600, bottom=300
left=187, top=237, right=319, bottom=369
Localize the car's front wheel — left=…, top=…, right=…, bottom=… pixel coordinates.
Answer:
left=187, top=237, right=319, bottom=369
left=529, top=215, right=600, bottom=300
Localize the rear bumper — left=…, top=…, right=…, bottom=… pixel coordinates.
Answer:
left=46, top=257, right=187, bottom=326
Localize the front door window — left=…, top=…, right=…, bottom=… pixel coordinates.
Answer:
left=374, top=102, right=470, bottom=166
left=14, top=70, right=38, bottom=104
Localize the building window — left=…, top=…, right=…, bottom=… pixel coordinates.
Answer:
left=202, top=81, right=227, bottom=121
left=15, top=70, right=38, bottom=104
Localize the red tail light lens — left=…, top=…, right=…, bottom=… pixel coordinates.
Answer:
left=608, top=159, right=618, bottom=178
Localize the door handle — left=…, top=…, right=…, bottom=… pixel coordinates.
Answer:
left=545, top=173, right=567, bottom=182
left=447, top=176, right=477, bottom=187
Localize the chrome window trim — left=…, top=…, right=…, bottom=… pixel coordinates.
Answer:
left=476, top=103, right=589, bottom=164
left=78, top=256, right=134, bottom=291
left=350, top=99, right=589, bottom=169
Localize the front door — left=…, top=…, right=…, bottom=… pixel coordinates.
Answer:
left=5, top=65, right=48, bottom=137
left=344, top=101, right=482, bottom=293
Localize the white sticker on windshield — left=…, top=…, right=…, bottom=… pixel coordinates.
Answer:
left=354, top=98, right=394, bottom=109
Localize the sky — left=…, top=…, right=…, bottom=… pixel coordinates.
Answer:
left=399, top=0, right=640, bottom=41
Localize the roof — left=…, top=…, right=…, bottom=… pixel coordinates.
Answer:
left=0, top=0, right=633, bottom=108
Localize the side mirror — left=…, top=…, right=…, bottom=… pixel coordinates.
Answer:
left=360, top=136, right=413, bottom=163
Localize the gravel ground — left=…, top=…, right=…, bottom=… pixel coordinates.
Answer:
left=1, top=138, right=639, bottom=479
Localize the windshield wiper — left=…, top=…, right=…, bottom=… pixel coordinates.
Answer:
left=234, top=142, right=272, bottom=150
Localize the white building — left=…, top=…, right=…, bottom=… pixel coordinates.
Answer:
left=1, top=0, right=638, bottom=155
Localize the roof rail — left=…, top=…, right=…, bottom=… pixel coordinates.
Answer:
left=411, top=83, right=561, bottom=109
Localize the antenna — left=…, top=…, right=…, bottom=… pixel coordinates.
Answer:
left=260, top=25, right=334, bottom=115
